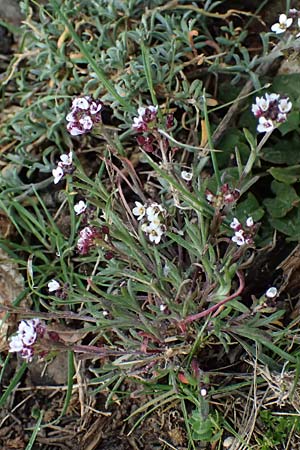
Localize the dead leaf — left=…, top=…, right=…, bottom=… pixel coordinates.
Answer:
left=0, top=248, right=25, bottom=350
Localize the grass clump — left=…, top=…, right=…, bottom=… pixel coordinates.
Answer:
left=1, top=1, right=300, bottom=448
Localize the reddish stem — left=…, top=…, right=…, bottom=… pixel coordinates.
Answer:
left=180, top=270, right=245, bottom=327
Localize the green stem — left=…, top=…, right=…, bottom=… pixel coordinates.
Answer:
left=202, top=90, right=221, bottom=188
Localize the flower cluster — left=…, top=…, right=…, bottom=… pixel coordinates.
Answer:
left=132, top=106, right=158, bottom=132
left=77, top=226, right=102, bottom=255
left=77, top=225, right=110, bottom=255
left=66, top=96, right=103, bottom=136
left=271, top=10, right=300, bottom=35
left=205, top=183, right=240, bottom=209
left=132, top=201, right=166, bottom=244
left=52, top=151, right=74, bottom=184
left=230, top=217, right=256, bottom=246
left=251, top=93, right=292, bottom=133
left=9, top=319, right=45, bottom=362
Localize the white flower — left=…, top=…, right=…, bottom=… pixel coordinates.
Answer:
left=52, top=166, right=64, bottom=184
left=132, top=116, right=144, bottom=130
left=66, top=111, right=76, bottom=122
left=265, top=287, right=278, bottom=298
left=230, top=218, right=241, bottom=230
left=200, top=388, right=207, bottom=397
left=59, top=151, right=73, bottom=166
left=141, top=222, right=164, bottom=244
left=9, top=334, right=24, bottom=353
left=72, top=96, right=90, bottom=110
left=277, top=113, right=287, bottom=123
left=257, top=117, right=275, bottom=133
left=246, top=217, right=254, bottom=227
left=147, top=223, right=164, bottom=244
left=79, top=226, right=93, bottom=239
left=205, top=192, right=214, bottom=203
left=90, top=101, right=102, bottom=114
left=271, top=14, right=293, bottom=34
left=137, top=106, right=146, bottom=117
left=251, top=103, right=261, bottom=117
left=79, top=115, right=93, bottom=130
left=278, top=97, right=292, bottom=114
left=256, top=96, right=269, bottom=111
left=18, top=320, right=37, bottom=346
left=74, top=200, right=87, bottom=215
left=67, top=124, right=85, bottom=136
left=146, top=203, right=165, bottom=221
left=181, top=170, right=193, bottom=181
left=132, top=201, right=146, bottom=220
left=48, top=279, right=60, bottom=292
left=265, top=93, right=280, bottom=102
left=232, top=230, right=245, bottom=246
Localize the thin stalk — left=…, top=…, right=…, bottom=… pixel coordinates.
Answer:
left=180, top=270, right=245, bottom=327
left=202, top=90, right=221, bottom=187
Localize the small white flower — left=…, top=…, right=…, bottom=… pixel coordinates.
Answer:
left=148, top=105, right=158, bottom=114
left=200, top=388, right=207, bottom=397
left=48, top=279, right=60, bottom=292
left=271, top=14, right=293, bottom=34
left=278, top=97, right=292, bottom=114
left=67, top=124, right=85, bottom=136
left=146, top=203, right=165, bottom=221
left=265, top=93, right=280, bottom=102
left=9, top=334, right=24, bottom=353
left=142, top=222, right=164, bottom=244
left=137, top=106, right=146, bottom=117
left=251, top=103, right=261, bottom=117
left=232, top=230, right=245, bottom=246
left=66, top=111, right=76, bottom=122
left=256, top=96, right=269, bottom=111
left=90, top=101, right=102, bottom=114
left=79, top=115, right=93, bottom=130
left=18, top=320, right=37, bottom=346
left=74, top=200, right=87, bottom=215
left=132, top=116, right=144, bottom=130
left=79, top=226, right=93, bottom=239
left=132, top=201, right=146, bottom=220
left=230, top=218, right=241, bottom=230
left=265, top=287, right=278, bottom=298
left=181, top=170, right=193, bottom=181
left=148, top=226, right=164, bottom=244
left=205, top=192, right=214, bottom=203
left=59, top=151, right=73, bottom=166
left=277, top=112, right=287, bottom=123
left=257, top=117, right=275, bottom=133
left=72, top=96, right=90, bottom=110
left=246, top=217, right=254, bottom=227
left=52, top=166, right=64, bottom=184
left=160, top=304, right=167, bottom=312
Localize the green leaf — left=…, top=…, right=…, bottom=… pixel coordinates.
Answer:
left=264, top=181, right=299, bottom=218
left=235, top=193, right=264, bottom=222
left=261, top=136, right=300, bottom=164
left=272, top=74, right=300, bottom=103
left=269, top=207, right=300, bottom=240
left=268, top=165, right=300, bottom=184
